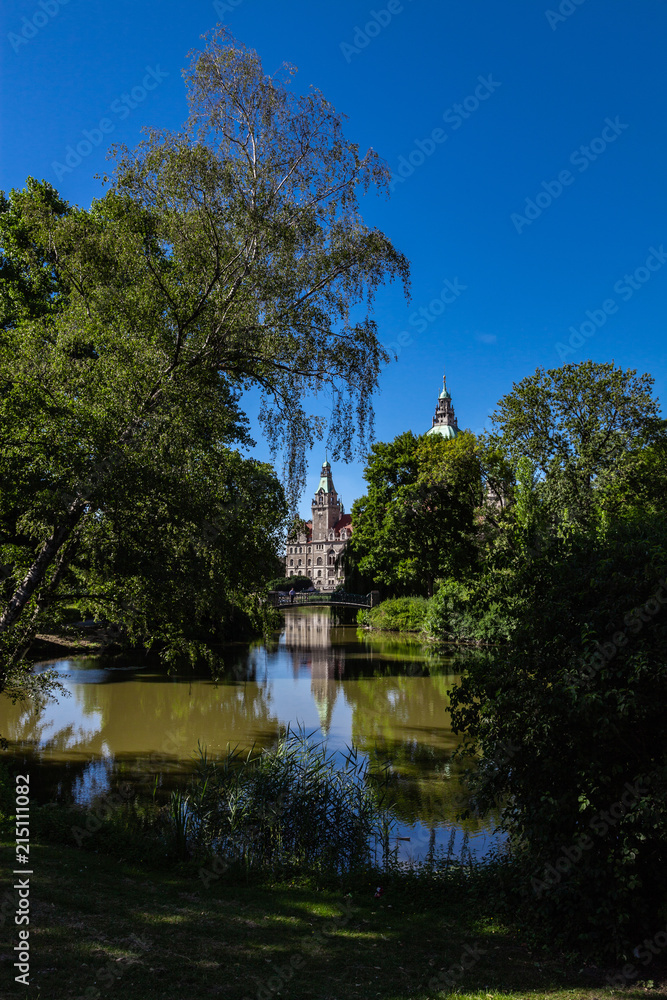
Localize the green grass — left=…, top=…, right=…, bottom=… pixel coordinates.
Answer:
left=2, top=834, right=666, bottom=999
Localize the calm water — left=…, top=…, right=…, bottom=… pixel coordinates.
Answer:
left=0, top=609, right=499, bottom=860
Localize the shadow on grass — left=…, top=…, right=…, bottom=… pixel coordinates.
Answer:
left=2, top=840, right=667, bottom=1000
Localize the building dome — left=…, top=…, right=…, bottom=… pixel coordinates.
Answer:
left=427, top=422, right=458, bottom=439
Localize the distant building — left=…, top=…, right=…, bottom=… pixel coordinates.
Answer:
left=427, top=370, right=460, bottom=439
left=284, top=459, right=352, bottom=591
left=284, top=372, right=460, bottom=589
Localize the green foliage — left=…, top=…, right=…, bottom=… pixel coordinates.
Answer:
left=360, top=597, right=429, bottom=633
left=413, top=361, right=667, bottom=957
left=489, top=360, right=666, bottom=527
left=32, top=797, right=183, bottom=865
left=188, top=731, right=395, bottom=873
left=349, top=430, right=482, bottom=597
left=423, top=578, right=516, bottom=644
left=0, top=27, right=409, bottom=698
left=449, top=515, right=667, bottom=958
left=267, top=574, right=312, bottom=592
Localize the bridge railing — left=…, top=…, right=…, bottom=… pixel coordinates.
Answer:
left=268, top=591, right=377, bottom=609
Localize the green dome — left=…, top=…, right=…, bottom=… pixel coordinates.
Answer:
left=427, top=423, right=458, bottom=439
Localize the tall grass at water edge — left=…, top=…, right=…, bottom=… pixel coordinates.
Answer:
left=180, top=727, right=403, bottom=872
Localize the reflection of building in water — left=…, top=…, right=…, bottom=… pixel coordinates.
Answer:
left=283, top=612, right=345, bottom=734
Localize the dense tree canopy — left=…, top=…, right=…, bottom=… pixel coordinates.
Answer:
left=0, top=28, right=409, bottom=699
left=489, top=360, right=664, bottom=525
left=441, top=361, right=667, bottom=957
left=348, top=430, right=482, bottom=597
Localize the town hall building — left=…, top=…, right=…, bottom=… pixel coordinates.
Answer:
left=284, top=371, right=459, bottom=590
left=284, top=459, right=352, bottom=592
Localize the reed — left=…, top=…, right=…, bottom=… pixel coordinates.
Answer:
left=188, top=728, right=396, bottom=873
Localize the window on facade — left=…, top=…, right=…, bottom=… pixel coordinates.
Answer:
left=317, top=570, right=322, bottom=577
left=289, top=559, right=294, bottom=566
left=316, top=557, right=322, bottom=565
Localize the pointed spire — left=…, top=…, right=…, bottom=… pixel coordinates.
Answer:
left=428, top=364, right=459, bottom=438
left=439, top=368, right=451, bottom=400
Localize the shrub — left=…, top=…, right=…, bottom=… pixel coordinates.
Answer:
left=267, top=574, right=312, bottom=592
left=361, top=597, right=428, bottom=633
left=424, top=577, right=517, bottom=644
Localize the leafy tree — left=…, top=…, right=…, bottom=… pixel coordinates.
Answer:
left=489, top=360, right=665, bottom=527
left=449, top=515, right=667, bottom=958
left=0, top=28, right=409, bottom=692
left=268, top=575, right=312, bottom=592
left=444, top=363, right=667, bottom=956
left=349, top=430, right=481, bottom=597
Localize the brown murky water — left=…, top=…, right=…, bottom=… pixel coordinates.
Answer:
left=0, top=609, right=499, bottom=859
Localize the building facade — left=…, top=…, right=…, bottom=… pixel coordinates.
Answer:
left=284, top=373, right=459, bottom=590
left=284, top=460, right=353, bottom=591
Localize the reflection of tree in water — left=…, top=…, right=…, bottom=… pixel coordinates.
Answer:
left=364, top=737, right=496, bottom=832
left=1, top=660, right=280, bottom=803
left=343, top=675, right=489, bottom=830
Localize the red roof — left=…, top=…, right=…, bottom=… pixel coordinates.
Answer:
left=334, top=513, right=353, bottom=532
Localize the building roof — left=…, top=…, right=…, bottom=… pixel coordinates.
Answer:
left=427, top=423, right=458, bottom=439
left=334, top=513, right=352, bottom=531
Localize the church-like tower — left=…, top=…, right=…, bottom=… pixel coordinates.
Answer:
left=311, top=459, right=342, bottom=541
left=284, top=459, right=353, bottom=591
left=427, top=370, right=459, bottom=439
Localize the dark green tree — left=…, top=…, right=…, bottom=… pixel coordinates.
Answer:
left=489, top=360, right=665, bottom=527
left=447, top=362, right=667, bottom=957
left=349, top=430, right=481, bottom=597
left=0, top=28, right=409, bottom=692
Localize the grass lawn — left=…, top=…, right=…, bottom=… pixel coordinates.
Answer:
left=2, top=835, right=667, bottom=1000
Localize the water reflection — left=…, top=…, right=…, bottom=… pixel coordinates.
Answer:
left=0, top=609, right=498, bottom=858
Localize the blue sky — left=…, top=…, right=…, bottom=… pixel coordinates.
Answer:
left=2, top=0, right=666, bottom=517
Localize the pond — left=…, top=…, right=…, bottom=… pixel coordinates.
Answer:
left=0, top=608, right=500, bottom=861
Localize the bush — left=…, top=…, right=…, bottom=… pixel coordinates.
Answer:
left=267, top=574, right=312, bottom=592
left=449, top=516, right=667, bottom=959
left=360, top=597, right=428, bottom=633
left=424, top=577, right=517, bottom=644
